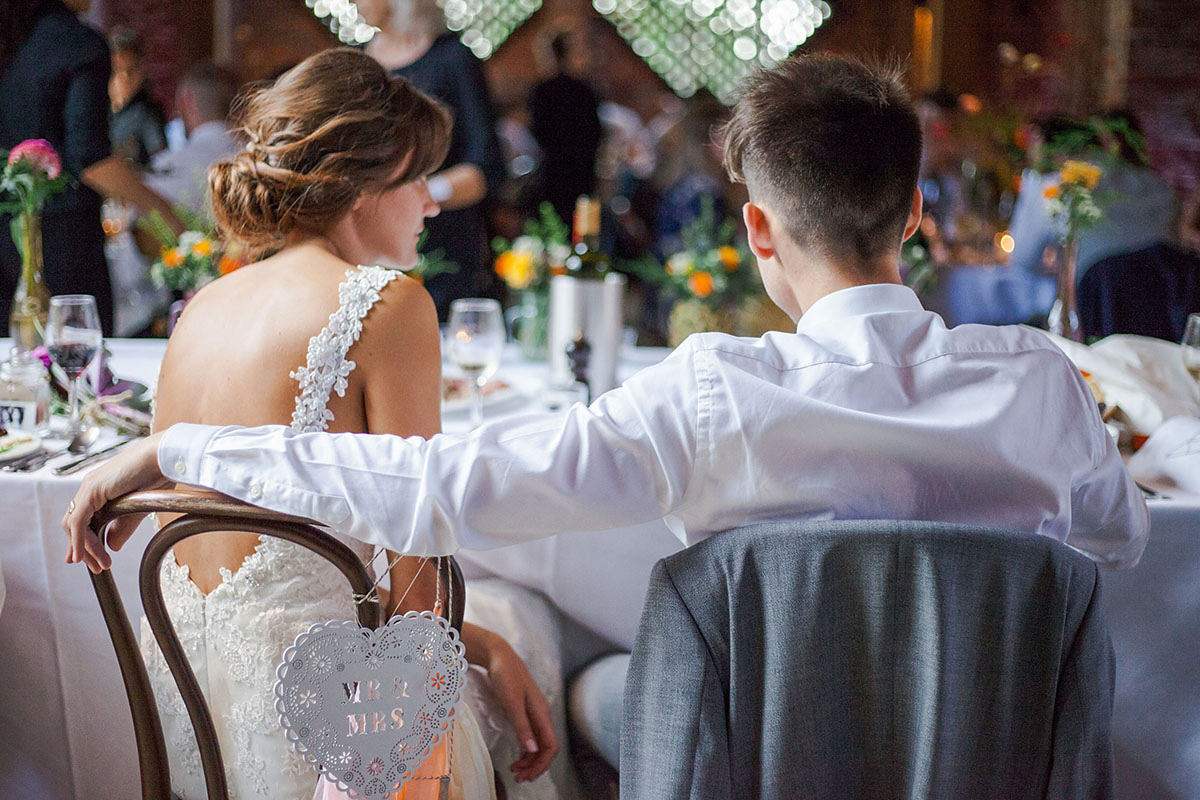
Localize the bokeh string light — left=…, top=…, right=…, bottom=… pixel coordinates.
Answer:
left=306, top=0, right=830, bottom=102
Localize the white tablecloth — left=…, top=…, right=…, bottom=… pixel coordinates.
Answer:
left=0, top=337, right=1197, bottom=799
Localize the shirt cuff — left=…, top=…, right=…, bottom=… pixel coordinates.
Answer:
left=158, top=422, right=224, bottom=485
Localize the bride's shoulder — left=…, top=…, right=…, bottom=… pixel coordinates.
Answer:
left=355, top=268, right=440, bottom=350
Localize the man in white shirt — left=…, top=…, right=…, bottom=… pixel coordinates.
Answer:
left=144, top=62, right=239, bottom=222
left=66, top=54, right=1148, bottom=577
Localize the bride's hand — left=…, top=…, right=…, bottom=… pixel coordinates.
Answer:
left=63, top=432, right=170, bottom=573
left=461, top=623, right=559, bottom=782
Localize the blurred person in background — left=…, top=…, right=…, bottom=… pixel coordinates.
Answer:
left=145, top=61, right=240, bottom=222
left=530, top=29, right=603, bottom=227
left=108, top=26, right=167, bottom=168
left=0, top=0, right=180, bottom=336
left=1008, top=111, right=1178, bottom=287
left=357, top=0, right=505, bottom=321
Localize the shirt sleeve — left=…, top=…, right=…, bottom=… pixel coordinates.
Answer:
left=1063, top=363, right=1150, bottom=569
left=159, top=345, right=702, bottom=555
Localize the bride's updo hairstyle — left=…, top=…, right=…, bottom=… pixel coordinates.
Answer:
left=210, top=47, right=451, bottom=255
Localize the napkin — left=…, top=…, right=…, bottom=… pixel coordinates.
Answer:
left=1043, top=332, right=1200, bottom=434
left=1126, top=415, right=1200, bottom=498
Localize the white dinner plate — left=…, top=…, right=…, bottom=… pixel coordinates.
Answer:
left=441, top=377, right=521, bottom=415
left=0, top=430, right=42, bottom=463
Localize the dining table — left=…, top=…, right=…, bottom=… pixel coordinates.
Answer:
left=0, top=334, right=1197, bottom=800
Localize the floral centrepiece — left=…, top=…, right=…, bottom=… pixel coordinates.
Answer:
left=1042, top=159, right=1103, bottom=342
left=144, top=210, right=246, bottom=294
left=493, top=202, right=569, bottom=359
left=635, top=196, right=759, bottom=346
left=1, top=139, right=70, bottom=351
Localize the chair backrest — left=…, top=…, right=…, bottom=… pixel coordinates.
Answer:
left=1078, top=241, right=1200, bottom=341
left=620, top=519, right=1115, bottom=800
left=90, top=488, right=465, bottom=800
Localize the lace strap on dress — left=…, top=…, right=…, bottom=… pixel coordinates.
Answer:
left=289, top=266, right=399, bottom=433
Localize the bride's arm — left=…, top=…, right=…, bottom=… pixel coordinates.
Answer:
left=360, top=277, right=559, bottom=779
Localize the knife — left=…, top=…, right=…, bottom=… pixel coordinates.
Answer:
left=54, top=438, right=135, bottom=476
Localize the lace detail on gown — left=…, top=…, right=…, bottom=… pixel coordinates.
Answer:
left=289, top=266, right=399, bottom=433
left=140, top=266, right=409, bottom=800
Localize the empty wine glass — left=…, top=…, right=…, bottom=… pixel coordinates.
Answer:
left=1182, top=313, right=1200, bottom=391
left=45, top=295, right=102, bottom=442
left=447, top=298, right=505, bottom=428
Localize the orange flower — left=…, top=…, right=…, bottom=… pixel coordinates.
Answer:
left=717, top=246, right=740, bottom=271
left=687, top=271, right=714, bottom=298
left=217, top=255, right=244, bottom=276
left=1042, top=184, right=1060, bottom=199
left=191, top=238, right=213, bottom=257
left=162, top=247, right=185, bottom=268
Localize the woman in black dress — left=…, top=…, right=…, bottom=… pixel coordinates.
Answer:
left=358, top=0, right=506, bottom=321
left=0, top=0, right=179, bottom=335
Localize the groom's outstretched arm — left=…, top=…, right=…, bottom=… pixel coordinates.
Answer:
left=66, top=346, right=702, bottom=572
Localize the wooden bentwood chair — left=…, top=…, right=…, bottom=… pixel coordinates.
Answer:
left=89, top=488, right=465, bottom=800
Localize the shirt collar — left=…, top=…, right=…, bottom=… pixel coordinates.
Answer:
left=795, top=283, right=924, bottom=334
left=188, top=121, right=233, bottom=143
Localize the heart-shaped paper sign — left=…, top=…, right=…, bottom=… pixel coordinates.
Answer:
left=275, top=612, right=466, bottom=800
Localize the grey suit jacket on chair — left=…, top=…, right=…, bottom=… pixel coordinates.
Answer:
left=621, top=520, right=1115, bottom=800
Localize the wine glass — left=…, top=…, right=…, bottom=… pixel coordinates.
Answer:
left=1182, top=313, right=1200, bottom=391
left=45, top=295, right=102, bottom=444
left=446, top=298, right=505, bottom=428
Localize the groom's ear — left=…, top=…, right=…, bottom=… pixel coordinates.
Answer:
left=743, top=201, right=778, bottom=261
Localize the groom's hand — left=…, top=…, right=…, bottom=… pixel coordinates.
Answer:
left=63, top=432, right=170, bottom=573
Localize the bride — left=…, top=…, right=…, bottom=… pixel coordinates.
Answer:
left=145, top=48, right=555, bottom=799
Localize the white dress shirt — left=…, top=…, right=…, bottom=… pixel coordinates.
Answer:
left=160, top=284, right=1148, bottom=569
left=145, top=121, right=239, bottom=221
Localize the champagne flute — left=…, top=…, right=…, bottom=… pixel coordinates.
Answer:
left=447, top=298, right=505, bottom=429
left=1182, top=313, right=1200, bottom=390
left=45, top=295, right=102, bottom=446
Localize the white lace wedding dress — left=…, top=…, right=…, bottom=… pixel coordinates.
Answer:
left=140, top=266, right=494, bottom=800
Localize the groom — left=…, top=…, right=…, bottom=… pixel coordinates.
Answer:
left=65, top=53, right=1147, bottom=577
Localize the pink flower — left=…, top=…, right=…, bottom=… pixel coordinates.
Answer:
left=8, top=139, right=62, bottom=179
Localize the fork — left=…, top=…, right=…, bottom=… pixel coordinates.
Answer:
left=2, top=447, right=67, bottom=473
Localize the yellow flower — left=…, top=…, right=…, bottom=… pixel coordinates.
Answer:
left=1060, top=160, right=1102, bottom=190
left=162, top=247, right=185, bottom=268
left=666, top=253, right=693, bottom=276
left=687, top=270, right=714, bottom=298
left=191, top=238, right=213, bottom=257
left=717, top=246, right=740, bottom=271
left=1042, top=184, right=1059, bottom=199
left=494, top=250, right=534, bottom=289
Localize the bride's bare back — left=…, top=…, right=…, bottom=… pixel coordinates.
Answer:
left=153, top=243, right=441, bottom=593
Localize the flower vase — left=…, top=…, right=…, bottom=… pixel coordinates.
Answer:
left=1047, top=236, right=1083, bottom=342
left=507, top=290, right=549, bottom=361
left=8, top=211, right=50, bottom=353
left=668, top=298, right=738, bottom=347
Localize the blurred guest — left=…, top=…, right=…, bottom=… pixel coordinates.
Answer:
left=652, top=91, right=728, bottom=261
left=1008, top=112, right=1178, bottom=286
left=145, top=61, right=240, bottom=221
left=916, top=88, right=966, bottom=247
left=530, top=29, right=603, bottom=226
left=0, top=0, right=180, bottom=336
left=108, top=26, right=167, bottom=168
left=357, top=0, right=505, bottom=320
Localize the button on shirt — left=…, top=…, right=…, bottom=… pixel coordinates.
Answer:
left=159, top=284, right=1148, bottom=569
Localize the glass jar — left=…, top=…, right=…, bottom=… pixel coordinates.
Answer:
left=0, top=348, right=51, bottom=433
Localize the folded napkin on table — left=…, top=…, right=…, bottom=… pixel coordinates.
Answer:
left=1126, top=416, right=1200, bottom=498
left=1041, top=332, right=1200, bottom=435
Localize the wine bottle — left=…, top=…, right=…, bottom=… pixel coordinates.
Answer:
left=564, top=196, right=609, bottom=280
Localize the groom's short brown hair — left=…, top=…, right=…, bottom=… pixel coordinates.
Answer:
left=722, top=54, right=922, bottom=265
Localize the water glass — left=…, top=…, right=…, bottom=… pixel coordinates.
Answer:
left=446, top=298, right=505, bottom=428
